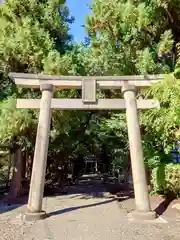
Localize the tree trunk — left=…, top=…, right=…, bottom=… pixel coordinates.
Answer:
left=21, top=151, right=26, bottom=182
left=9, top=149, right=23, bottom=198
left=6, top=154, right=12, bottom=188
left=26, top=153, right=33, bottom=182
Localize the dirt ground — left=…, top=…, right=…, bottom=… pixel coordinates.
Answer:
left=0, top=178, right=180, bottom=240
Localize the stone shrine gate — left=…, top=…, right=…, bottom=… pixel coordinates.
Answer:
left=11, top=73, right=163, bottom=221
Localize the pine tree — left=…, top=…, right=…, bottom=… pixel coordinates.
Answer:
left=83, top=0, right=180, bottom=76
left=0, top=0, right=73, bottom=73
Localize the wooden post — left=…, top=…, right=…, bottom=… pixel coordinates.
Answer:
left=122, top=84, right=156, bottom=221
left=25, top=84, right=54, bottom=221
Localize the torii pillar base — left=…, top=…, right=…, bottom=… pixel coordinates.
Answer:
left=24, top=211, right=47, bottom=221
left=129, top=211, right=157, bottom=222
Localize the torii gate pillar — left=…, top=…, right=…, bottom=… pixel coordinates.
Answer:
left=25, top=84, right=53, bottom=221
left=122, top=84, right=156, bottom=220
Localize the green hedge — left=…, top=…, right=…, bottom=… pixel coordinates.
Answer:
left=151, top=163, right=180, bottom=198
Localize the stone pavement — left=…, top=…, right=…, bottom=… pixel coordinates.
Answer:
left=0, top=182, right=180, bottom=240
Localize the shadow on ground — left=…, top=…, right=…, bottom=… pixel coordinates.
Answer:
left=0, top=194, right=27, bottom=214
left=47, top=195, right=132, bottom=218
left=46, top=176, right=134, bottom=218
left=48, top=174, right=134, bottom=200
left=154, top=196, right=175, bottom=216
left=0, top=203, right=25, bottom=214
left=47, top=198, right=116, bottom=218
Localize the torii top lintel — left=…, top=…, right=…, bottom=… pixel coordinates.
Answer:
left=10, top=72, right=164, bottom=89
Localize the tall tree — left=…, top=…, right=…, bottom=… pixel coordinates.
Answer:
left=0, top=0, right=73, bottom=73
left=83, top=0, right=180, bottom=76
left=0, top=0, right=75, bottom=194
left=0, top=0, right=74, bottom=146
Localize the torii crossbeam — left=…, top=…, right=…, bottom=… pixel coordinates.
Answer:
left=11, top=72, right=163, bottom=222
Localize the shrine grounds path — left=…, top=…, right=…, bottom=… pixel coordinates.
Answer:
left=0, top=177, right=180, bottom=240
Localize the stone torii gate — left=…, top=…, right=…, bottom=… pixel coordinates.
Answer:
left=11, top=73, right=163, bottom=221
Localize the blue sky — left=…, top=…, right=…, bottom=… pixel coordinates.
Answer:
left=66, top=0, right=91, bottom=43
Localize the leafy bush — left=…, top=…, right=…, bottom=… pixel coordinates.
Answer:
left=151, top=163, right=180, bottom=197
left=0, top=154, right=10, bottom=185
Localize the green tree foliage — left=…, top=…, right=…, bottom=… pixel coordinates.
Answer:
left=98, top=113, right=129, bottom=171
left=84, top=0, right=180, bottom=75
left=140, top=75, right=180, bottom=167
left=0, top=0, right=73, bottom=73
left=151, top=163, right=180, bottom=197
left=0, top=98, right=34, bottom=146
left=0, top=0, right=74, bottom=152
left=0, top=72, right=17, bottom=100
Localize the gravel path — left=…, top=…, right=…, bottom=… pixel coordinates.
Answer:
left=0, top=183, right=180, bottom=240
